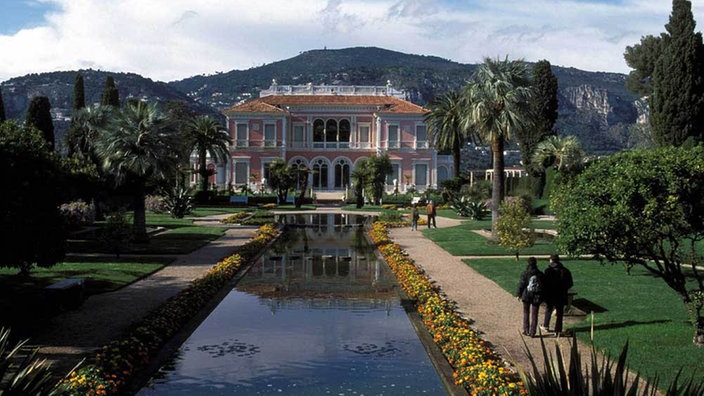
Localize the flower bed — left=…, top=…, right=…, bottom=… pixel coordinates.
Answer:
left=369, top=222, right=525, bottom=396
left=220, top=211, right=251, bottom=224
left=58, top=224, right=279, bottom=395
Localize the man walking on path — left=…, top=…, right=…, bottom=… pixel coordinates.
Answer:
left=541, top=254, right=573, bottom=336
left=516, top=257, right=543, bottom=337
left=426, top=200, right=437, bottom=228
left=411, top=204, right=420, bottom=231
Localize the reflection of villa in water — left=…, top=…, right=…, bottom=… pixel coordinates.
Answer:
left=237, top=214, right=396, bottom=299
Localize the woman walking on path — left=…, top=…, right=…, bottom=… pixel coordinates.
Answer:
left=542, top=254, right=573, bottom=336
left=516, top=257, right=543, bottom=337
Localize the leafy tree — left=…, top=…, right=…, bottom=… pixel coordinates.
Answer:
left=73, top=73, right=85, bottom=111
left=188, top=115, right=230, bottom=193
left=266, top=158, right=295, bottom=204
left=531, top=135, right=586, bottom=181
left=25, top=96, right=55, bottom=151
left=65, top=105, right=115, bottom=162
left=552, top=146, right=704, bottom=345
left=625, top=0, right=704, bottom=146
left=101, top=76, right=120, bottom=107
left=0, top=88, right=5, bottom=122
left=464, top=57, right=533, bottom=237
left=496, top=199, right=535, bottom=260
left=424, top=91, right=472, bottom=177
left=292, top=165, right=312, bottom=208
left=519, top=60, right=558, bottom=176
left=95, top=101, right=182, bottom=242
left=0, top=121, right=66, bottom=275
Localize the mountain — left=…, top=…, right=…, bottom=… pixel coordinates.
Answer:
left=170, top=47, right=646, bottom=154
left=0, top=69, right=214, bottom=148
left=0, top=47, right=646, bottom=155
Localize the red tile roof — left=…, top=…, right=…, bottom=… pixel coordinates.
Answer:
left=224, top=95, right=427, bottom=115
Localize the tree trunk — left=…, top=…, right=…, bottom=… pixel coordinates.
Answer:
left=491, top=137, right=505, bottom=238
left=198, top=148, right=208, bottom=193
left=132, top=183, right=149, bottom=243
left=453, top=138, right=462, bottom=177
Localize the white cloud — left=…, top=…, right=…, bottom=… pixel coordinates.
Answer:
left=0, top=0, right=701, bottom=83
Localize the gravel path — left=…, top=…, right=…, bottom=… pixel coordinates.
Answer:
left=32, top=224, right=258, bottom=376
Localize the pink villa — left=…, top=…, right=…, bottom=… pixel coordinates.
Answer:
left=201, top=81, right=453, bottom=195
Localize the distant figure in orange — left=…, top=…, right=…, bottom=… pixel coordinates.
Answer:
left=426, top=200, right=437, bottom=228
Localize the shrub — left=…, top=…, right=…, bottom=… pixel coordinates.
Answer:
left=496, top=200, right=535, bottom=260
left=144, top=195, right=166, bottom=213
left=59, top=200, right=96, bottom=227
left=163, top=187, right=194, bottom=219
left=451, top=196, right=487, bottom=220
left=220, top=212, right=251, bottom=224
left=99, top=212, right=132, bottom=258
left=377, top=210, right=405, bottom=226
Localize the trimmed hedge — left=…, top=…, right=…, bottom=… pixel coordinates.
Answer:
left=58, top=224, right=279, bottom=395
left=369, top=222, right=525, bottom=395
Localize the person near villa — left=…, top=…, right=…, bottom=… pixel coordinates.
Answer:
left=410, top=204, right=420, bottom=231
left=516, top=257, right=543, bottom=337
left=542, top=254, right=574, bottom=337
left=426, top=200, right=437, bottom=228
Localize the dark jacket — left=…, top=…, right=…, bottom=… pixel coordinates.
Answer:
left=543, top=261, right=574, bottom=304
left=516, top=267, right=543, bottom=305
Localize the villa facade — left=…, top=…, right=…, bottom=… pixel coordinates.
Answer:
left=200, top=81, right=453, bottom=193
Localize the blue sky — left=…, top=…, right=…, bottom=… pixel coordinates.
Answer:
left=0, top=0, right=700, bottom=83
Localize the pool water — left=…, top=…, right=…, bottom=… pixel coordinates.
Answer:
left=138, top=214, right=448, bottom=395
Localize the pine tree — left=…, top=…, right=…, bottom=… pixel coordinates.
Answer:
left=25, top=96, right=55, bottom=151
left=73, top=73, right=85, bottom=111
left=0, top=88, right=5, bottom=122
left=519, top=60, right=558, bottom=174
left=101, top=76, right=120, bottom=107
left=626, top=0, right=704, bottom=146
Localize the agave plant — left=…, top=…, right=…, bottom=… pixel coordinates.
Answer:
left=519, top=335, right=704, bottom=396
left=0, top=328, right=60, bottom=395
left=451, top=196, right=487, bottom=220
left=163, top=186, right=194, bottom=219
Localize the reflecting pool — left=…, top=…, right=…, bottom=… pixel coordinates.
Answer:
left=139, top=214, right=448, bottom=395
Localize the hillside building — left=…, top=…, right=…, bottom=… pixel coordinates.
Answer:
left=200, top=81, right=453, bottom=194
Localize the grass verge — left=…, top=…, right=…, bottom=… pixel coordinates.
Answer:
left=464, top=257, right=704, bottom=387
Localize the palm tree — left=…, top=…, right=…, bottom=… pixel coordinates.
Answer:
left=65, top=105, right=115, bottom=166
left=424, top=91, right=473, bottom=177
left=464, top=57, right=533, bottom=237
left=96, top=101, right=182, bottom=242
left=532, top=135, right=586, bottom=177
left=188, top=115, right=230, bottom=193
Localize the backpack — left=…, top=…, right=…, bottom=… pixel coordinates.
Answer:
left=527, top=274, right=542, bottom=294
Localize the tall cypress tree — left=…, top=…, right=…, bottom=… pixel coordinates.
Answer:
left=0, top=88, right=5, bottom=122
left=627, top=0, right=704, bottom=146
left=25, top=96, right=55, bottom=151
left=518, top=60, right=558, bottom=174
left=73, top=73, right=85, bottom=111
left=101, top=76, right=120, bottom=107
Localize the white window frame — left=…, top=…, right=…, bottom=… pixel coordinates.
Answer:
left=415, top=123, right=428, bottom=149
left=292, top=123, right=305, bottom=149
left=263, top=122, right=276, bottom=147
left=413, top=162, right=429, bottom=187
left=235, top=123, right=249, bottom=147
left=233, top=159, right=250, bottom=185
left=357, top=123, right=371, bottom=149
left=387, top=123, right=400, bottom=149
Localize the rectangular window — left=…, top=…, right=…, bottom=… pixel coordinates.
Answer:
left=358, top=125, right=370, bottom=149
left=415, top=164, right=428, bottom=186
left=236, top=124, right=248, bottom=147
left=388, top=125, right=399, bottom=149
left=415, top=125, right=428, bottom=149
left=293, top=125, right=305, bottom=148
left=264, top=124, right=276, bottom=147
left=387, top=164, right=400, bottom=186
left=234, top=162, right=248, bottom=184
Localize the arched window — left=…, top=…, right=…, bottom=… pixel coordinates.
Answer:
left=313, top=119, right=325, bottom=148
left=334, top=158, right=351, bottom=189
left=338, top=120, right=351, bottom=148
left=312, top=158, right=329, bottom=189
left=325, top=120, right=337, bottom=148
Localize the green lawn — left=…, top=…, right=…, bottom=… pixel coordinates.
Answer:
left=422, top=222, right=556, bottom=256
left=464, top=258, right=704, bottom=387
